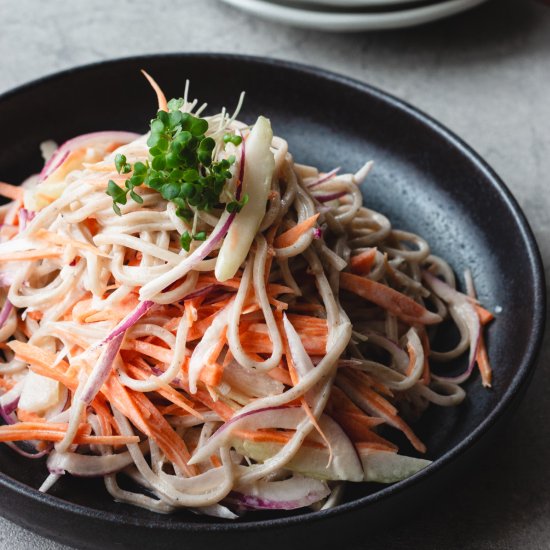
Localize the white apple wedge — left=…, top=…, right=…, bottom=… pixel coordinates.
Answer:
left=215, top=116, right=275, bottom=282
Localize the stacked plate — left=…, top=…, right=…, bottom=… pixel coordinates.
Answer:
left=220, top=0, right=489, bottom=31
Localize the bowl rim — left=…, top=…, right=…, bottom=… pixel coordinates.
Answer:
left=0, top=52, right=546, bottom=532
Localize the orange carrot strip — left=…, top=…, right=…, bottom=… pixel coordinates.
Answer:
left=405, top=341, right=417, bottom=377
left=0, top=377, right=14, bottom=391
left=123, top=340, right=173, bottom=364
left=200, top=362, right=225, bottom=388
left=8, top=341, right=76, bottom=389
left=78, top=434, right=140, bottom=445
left=233, top=429, right=326, bottom=450
left=124, top=362, right=201, bottom=418
left=16, top=409, right=44, bottom=423
left=340, top=272, right=441, bottom=325
left=476, top=332, right=492, bottom=388
left=141, top=70, right=167, bottom=111
left=350, top=248, right=377, bottom=275
left=0, top=248, right=62, bottom=262
left=104, top=374, right=196, bottom=476
left=210, top=454, right=222, bottom=468
left=274, top=214, right=320, bottom=249
left=475, top=305, right=495, bottom=326
left=0, top=421, right=137, bottom=446
left=233, top=429, right=293, bottom=445
left=26, top=310, right=44, bottom=321
left=34, top=229, right=109, bottom=257
left=0, top=181, right=24, bottom=201
left=91, top=394, right=114, bottom=437
left=341, top=369, right=425, bottom=453
left=419, top=329, right=431, bottom=385
left=84, top=217, right=100, bottom=237
left=328, top=386, right=394, bottom=450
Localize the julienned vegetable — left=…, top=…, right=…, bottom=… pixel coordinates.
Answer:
left=215, top=115, right=274, bottom=282
left=0, top=72, right=494, bottom=517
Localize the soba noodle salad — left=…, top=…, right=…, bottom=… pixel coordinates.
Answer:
left=0, top=73, right=493, bottom=517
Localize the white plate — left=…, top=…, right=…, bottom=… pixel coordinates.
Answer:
left=283, top=0, right=431, bottom=6
left=220, top=0, right=489, bottom=31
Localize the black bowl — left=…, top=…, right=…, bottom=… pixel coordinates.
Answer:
left=0, top=54, right=545, bottom=550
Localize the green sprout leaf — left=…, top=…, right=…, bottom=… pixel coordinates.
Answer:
left=106, top=96, right=242, bottom=249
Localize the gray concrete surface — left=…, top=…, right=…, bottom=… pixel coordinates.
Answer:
left=0, top=0, right=549, bottom=548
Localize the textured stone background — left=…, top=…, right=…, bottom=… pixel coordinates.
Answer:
left=0, top=0, right=549, bottom=548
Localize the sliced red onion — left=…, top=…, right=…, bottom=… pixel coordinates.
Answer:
left=47, top=449, right=135, bottom=477
left=5, top=440, right=51, bottom=459
left=0, top=299, right=13, bottom=329
left=188, top=406, right=304, bottom=466
left=158, top=465, right=229, bottom=494
left=307, top=167, right=341, bottom=188
left=40, top=150, right=69, bottom=181
left=232, top=475, right=330, bottom=510
left=17, top=208, right=35, bottom=231
left=39, top=131, right=140, bottom=181
left=361, top=329, right=409, bottom=373
left=149, top=364, right=182, bottom=387
left=0, top=396, right=19, bottom=425
left=312, top=227, right=323, bottom=240
left=182, top=284, right=217, bottom=301
left=313, top=191, right=347, bottom=203
left=139, top=211, right=236, bottom=301
left=88, top=300, right=154, bottom=353
left=81, top=332, right=124, bottom=404
left=422, top=270, right=481, bottom=384
left=0, top=273, right=14, bottom=287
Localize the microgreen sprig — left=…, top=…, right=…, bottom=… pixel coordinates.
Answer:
left=106, top=98, right=246, bottom=250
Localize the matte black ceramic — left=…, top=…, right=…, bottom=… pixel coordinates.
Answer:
left=0, top=55, right=545, bottom=550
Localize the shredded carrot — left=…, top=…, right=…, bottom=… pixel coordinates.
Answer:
left=475, top=304, right=495, bottom=326
left=419, top=329, right=431, bottom=385
left=233, top=429, right=326, bottom=449
left=340, top=271, right=441, bottom=325
left=123, top=339, right=173, bottom=364
left=350, top=248, right=377, bottom=275
left=274, top=214, right=320, bottom=249
left=103, top=374, right=196, bottom=475
left=0, top=377, right=14, bottom=391
left=405, top=341, right=417, bottom=377
left=141, top=70, right=168, bottom=112
left=0, top=422, right=138, bottom=445
left=123, top=362, right=202, bottom=419
left=26, top=310, right=43, bottom=321
left=16, top=409, right=45, bottom=423
left=476, top=332, right=492, bottom=387
left=34, top=229, right=109, bottom=258
left=340, top=369, right=425, bottom=453
left=0, top=181, right=24, bottom=201
left=0, top=248, right=63, bottom=262
left=8, top=341, right=76, bottom=389
left=210, top=454, right=222, bottom=468
left=83, top=217, right=100, bottom=237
